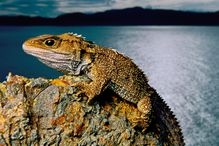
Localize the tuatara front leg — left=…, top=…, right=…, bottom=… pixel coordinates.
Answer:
left=71, top=66, right=111, bottom=104
left=71, top=81, right=106, bottom=104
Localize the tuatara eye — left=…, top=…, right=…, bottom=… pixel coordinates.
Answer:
left=45, top=39, right=55, bottom=46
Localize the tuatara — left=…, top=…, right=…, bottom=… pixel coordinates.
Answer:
left=22, top=33, right=152, bottom=115
left=22, top=33, right=183, bottom=139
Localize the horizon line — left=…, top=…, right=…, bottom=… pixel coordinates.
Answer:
left=0, top=7, right=218, bottom=18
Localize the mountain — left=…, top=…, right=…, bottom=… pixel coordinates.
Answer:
left=0, top=7, right=219, bottom=26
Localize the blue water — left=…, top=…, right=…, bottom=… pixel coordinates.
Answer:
left=0, top=26, right=219, bottom=145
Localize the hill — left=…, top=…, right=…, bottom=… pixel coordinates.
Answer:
left=0, top=7, right=219, bottom=26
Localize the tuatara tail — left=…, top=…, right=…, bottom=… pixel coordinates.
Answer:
left=150, top=88, right=185, bottom=146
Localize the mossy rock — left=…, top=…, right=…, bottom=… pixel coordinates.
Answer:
left=0, top=73, right=184, bottom=146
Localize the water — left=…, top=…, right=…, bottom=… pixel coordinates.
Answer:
left=0, top=26, right=219, bottom=145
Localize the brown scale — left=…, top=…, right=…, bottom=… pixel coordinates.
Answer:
left=23, top=33, right=153, bottom=130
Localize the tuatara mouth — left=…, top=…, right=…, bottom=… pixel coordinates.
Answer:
left=23, top=44, right=71, bottom=62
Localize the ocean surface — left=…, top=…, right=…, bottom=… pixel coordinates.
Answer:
left=0, top=26, right=219, bottom=145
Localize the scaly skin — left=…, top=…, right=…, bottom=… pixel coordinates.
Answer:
left=22, top=33, right=156, bottom=130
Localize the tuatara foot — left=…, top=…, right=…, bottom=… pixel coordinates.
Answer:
left=137, top=96, right=152, bottom=115
left=70, top=82, right=96, bottom=104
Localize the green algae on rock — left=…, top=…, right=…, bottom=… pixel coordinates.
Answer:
left=0, top=73, right=184, bottom=145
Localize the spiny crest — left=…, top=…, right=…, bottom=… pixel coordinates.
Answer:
left=111, top=48, right=118, bottom=54
left=67, top=32, right=86, bottom=40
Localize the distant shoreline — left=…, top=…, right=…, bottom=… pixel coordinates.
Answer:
left=0, top=7, right=219, bottom=26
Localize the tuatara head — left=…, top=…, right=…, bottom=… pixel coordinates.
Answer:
left=23, top=33, right=96, bottom=75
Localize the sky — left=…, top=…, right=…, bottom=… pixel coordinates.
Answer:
left=0, top=0, right=219, bottom=17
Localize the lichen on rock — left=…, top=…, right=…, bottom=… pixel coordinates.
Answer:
left=0, top=73, right=184, bottom=146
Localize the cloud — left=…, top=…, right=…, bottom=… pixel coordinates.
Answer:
left=0, top=0, right=218, bottom=17
left=147, top=0, right=219, bottom=10
left=56, top=0, right=219, bottom=14
left=109, top=0, right=219, bottom=11
left=0, top=0, right=60, bottom=17
left=56, top=0, right=112, bottom=14
left=35, top=3, right=48, bottom=7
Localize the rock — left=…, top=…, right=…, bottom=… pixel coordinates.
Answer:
left=0, top=73, right=184, bottom=146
